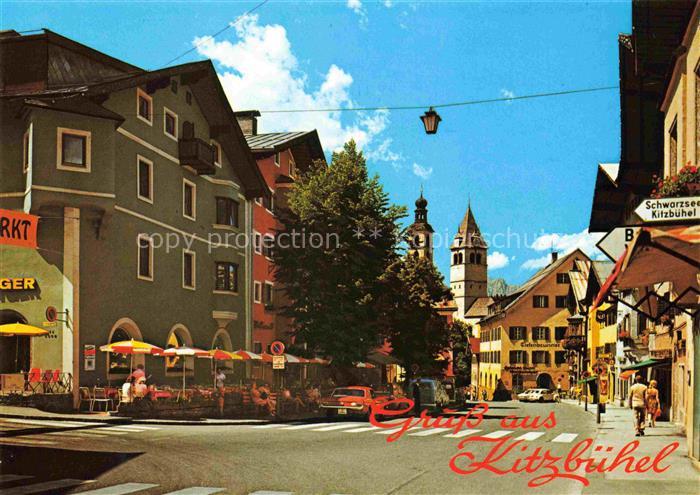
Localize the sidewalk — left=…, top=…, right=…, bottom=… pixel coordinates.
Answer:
left=0, top=405, right=272, bottom=425
left=561, top=399, right=699, bottom=494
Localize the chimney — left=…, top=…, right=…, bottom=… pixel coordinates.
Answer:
left=234, top=110, right=260, bottom=136
left=551, top=251, right=559, bottom=263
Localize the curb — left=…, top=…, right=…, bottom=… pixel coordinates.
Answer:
left=0, top=412, right=272, bottom=426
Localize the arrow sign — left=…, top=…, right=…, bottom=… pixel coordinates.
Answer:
left=634, top=196, right=700, bottom=223
left=596, top=227, right=640, bottom=262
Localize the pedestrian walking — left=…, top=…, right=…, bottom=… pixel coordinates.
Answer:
left=215, top=370, right=226, bottom=416
left=646, top=379, right=660, bottom=427
left=628, top=375, right=647, bottom=436
left=412, top=380, right=422, bottom=416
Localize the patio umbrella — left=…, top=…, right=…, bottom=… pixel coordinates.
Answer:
left=354, top=362, right=376, bottom=369
left=232, top=350, right=263, bottom=360
left=283, top=353, right=307, bottom=364
left=0, top=323, right=49, bottom=337
left=160, top=346, right=209, bottom=396
left=99, top=339, right=164, bottom=375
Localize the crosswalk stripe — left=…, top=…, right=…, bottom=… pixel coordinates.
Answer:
left=312, top=423, right=364, bottom=431
left=102, top=427, right=149, bottom=432
left=116, top=425, right=159, bottom=430
left=0, top=475, right=34, bottom=483
left=375, top=426, right=421, bottom=435
left=162, top=488, right=226, bottom=495
left=252, top=424, right=285, bottom=429
left=2, top=478, right=88, bottom=495
left=343, top=426, right=381, bottom=433
left=76, top=482, right=159, bottom=494
left=46, top=431, right=113, bottom=439
left=551, top=433, right=578, bottom=443
left=84, top=429, right=128, bottom=435
left=443, top=429, right=481, bottom=438
left=281, top=422, right=334, bottom=430
left=408, top=427, right=452, bottom=437
left=249, top=492, right=293, bottom=495
left=0, top=437, right=56, bottom=446
left=481, top=430, right=512, bottom=439
left=515, top=431, right=545, bottom=441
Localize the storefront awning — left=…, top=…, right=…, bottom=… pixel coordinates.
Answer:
left=578, top=375, right=598, bottom=384
left=593, top=225, right=700, bottom=310
left=621, top=357, right=671, bottom=371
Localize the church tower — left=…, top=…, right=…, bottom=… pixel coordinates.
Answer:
left=406, top=190, right=434, bottom=260
left=450, top=202, right=488, bottom=319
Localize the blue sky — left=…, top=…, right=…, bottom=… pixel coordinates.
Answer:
left=1, top=1, right=629, bottom=285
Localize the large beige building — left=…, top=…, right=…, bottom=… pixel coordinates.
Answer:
left=478, top=249, right=589, bottom=398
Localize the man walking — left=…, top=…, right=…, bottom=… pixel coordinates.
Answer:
left=628, top=375, right=647, bottom=436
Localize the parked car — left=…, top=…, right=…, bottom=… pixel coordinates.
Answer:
left=408, top=378, right=450, bottom=411
left=517, top=389, right=536, bottom=402
left=523, top=388, right=559, bottom=403
left=319, top=386, right=390, bottom=418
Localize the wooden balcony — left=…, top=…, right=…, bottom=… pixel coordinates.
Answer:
left=179, top=137, right=216, bottom=175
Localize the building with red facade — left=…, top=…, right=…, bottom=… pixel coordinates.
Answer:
left=235, top=111, right=325, bottom=379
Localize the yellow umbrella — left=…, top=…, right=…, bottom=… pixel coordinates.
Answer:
left=0, top=323, right=49, bottom=337
left=100, top=339, right=164, bottom=376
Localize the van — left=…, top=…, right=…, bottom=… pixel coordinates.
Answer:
left=408, top=378, right=450, bottom=410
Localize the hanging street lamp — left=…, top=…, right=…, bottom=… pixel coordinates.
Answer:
left=420, top=107, right=442, bottom=134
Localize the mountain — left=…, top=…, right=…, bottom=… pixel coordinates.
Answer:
left=488, top=278, right=517, bottom=297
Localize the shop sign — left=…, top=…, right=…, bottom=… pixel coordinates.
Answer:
left=272, top=355, right=285, bottom=370
left=519, top=343, right=560, bottom=348
left=634, top=196, right=700, bottom=223
left=650, top=349, right=672, bottom=359
left=0, top=209, right=38, bottom=248
left=0, top=277, right=36, bottom=290
left=596, top=226, right=640, bottom=262
left=84, top=344, right=96, bottom=371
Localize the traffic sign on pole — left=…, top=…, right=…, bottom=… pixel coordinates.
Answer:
left=596, top=227, right=640, bottom=262
left=634, top=196, right=700, bottom=223
left=270, top=341, right=285, bottom=356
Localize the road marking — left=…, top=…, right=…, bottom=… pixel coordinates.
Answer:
left=77, top=483, right=159, bottom=494
left=0, top=437, right=56, bottom=446
left=375, top=426, right=421, bottom=435
left=249, top=492, right=293, bottom=495
left=281, top=422, right=334, bottom=430
left=481, top=430, right=512, bottom=439
left=312, top=422, right=365, bottom=431
left=116, top=425, right=159, bottom=430
left=551, top=433, right=578, bottom=443
left=2, top=478, right=89, bottom=494
left=163, top=488, right=226, bottom=495
left=515, top=431, right=545, bottom=441
left=3, top=418, right=100, bottom=428
left=83, top=429, right=128, bottom=435
left=251, top=424, right=285, bottom=429
left=443, top=429, right=481, bottom=438
left=0, top=475, right=34, bottom=483
left=408, top=427, right=452, bottom=437
left=343, top=426, right=381, bottom=433
left=46, top=430, right=116, bottom=439
left=102, top=427, right=150, bottom=432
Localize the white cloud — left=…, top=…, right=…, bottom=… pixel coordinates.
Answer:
left=488, top=251, right=510, bottom=270
left=347, top=0, right=363, bottom=13
left=520, top=229, right=605, bottom=270
left=501, top=88, right=515, bottom=104
left=383, top=0, right=394, bottom=7
left=412, top=163, right=433, bottom=179
left=365, top=138, right=402, bottom=164
left=194, top=15, right=393, bottom=154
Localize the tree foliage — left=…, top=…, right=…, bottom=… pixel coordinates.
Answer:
left=378, top=253, right=451, bottom=381
left=274, top=140, right=406, bottom=365
left=449, top=319, right=473, bottom=386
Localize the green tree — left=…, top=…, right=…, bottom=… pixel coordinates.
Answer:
left=274, top=140, right=406, bottom=365
left=449, top=319, right=473, bottom=387
left=378, top=253, right=451, bottom=383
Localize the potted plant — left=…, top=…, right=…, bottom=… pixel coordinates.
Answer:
left=651, top=162, right=700, bottom=198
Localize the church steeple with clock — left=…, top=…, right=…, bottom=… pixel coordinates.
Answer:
left=406, top=188, right=434, bottom=260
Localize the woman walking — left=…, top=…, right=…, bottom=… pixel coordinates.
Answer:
left=646, top=380, right=660, bottom=427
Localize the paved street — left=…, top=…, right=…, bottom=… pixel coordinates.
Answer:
left=2, top=401, right=695, bottom=495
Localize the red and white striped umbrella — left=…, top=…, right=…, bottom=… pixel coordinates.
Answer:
left=232, top=350, right=263, bottom=360
left=354, top=362, right=376, bottom=369
left=283, top=353, right=307, bottom=364
left=159, top=346, right=209, bottom=396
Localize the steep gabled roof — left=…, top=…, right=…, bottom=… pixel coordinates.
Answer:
left=453, top=204, right=487, bottom=248
left=482, top=249, right=590, bottom=322
left=245, top=130, right=326, bottom=173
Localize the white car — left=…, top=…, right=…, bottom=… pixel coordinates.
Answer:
left=527, top=389, right=559, bottom=403
left=517, top=388, right=537, bottom=402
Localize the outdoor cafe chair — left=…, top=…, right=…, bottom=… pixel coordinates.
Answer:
left=26, top=368, right=42, bottom=393
left=78, top=387, right=93, bottom=411
left=92, top=387, right=113, bottom=412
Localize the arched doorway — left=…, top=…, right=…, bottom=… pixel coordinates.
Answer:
left=536, top=373, right=554, bottom=389
left=107, top=318, right=143, bottom=379
left=165, top=324, right=193, bottom=376
left=512, top=374, right=524, bottom=393
left=0, top=309, right=30, bottom=373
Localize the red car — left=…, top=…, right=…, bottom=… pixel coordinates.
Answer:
left=320, top=386, right=390, bottom=418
